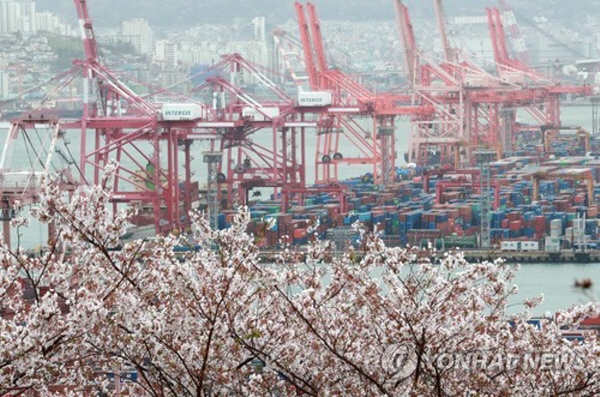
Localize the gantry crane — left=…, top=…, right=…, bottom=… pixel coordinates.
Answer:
left=394, top=0, right=592, bottom=168
left=296, top=1, right=431, bottom=184
left=70, top=0, right=216, bottom=233
left=191, top=53, right=318, bottom=210
left=395, top=0, right=499, bottom=167
left=487, top=6, right=592, bottom=131
left=532, top=168, right=594, bottom=204
left=542, top=126, right=591, bottom=155
left=272, top=28, right=310, bottom=88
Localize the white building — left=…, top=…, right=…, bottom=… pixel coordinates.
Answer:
left=252, top=17, right=266, bottom=42
left=0, top=71, right=9, bottom=99
left=155, top=39, right=177, bottom=68
left=0, top=0, right=36, bottom=34
left=20, top=0, right=34, bottom=33
left=226, top=40, right=269, bottom=84
left=178, top=43, right=206, bottom=67
left=36, top=11, right=59, bottom=33
left=179, top=41, right=222, bottom=67
left=5, top=1, right=21, bottom=32
left=0, top=1, right=6, bottom=33
left=120, top=18, right=154, bottom=56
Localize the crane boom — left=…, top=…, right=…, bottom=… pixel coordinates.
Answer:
left=73, top=0, right=99, bottom=63
left=497, top=0, right=530, bottom=64
left=294, top=2, right=318, bottom=90
left=306, top=2, right=328, bottom=74
left=433, top=0, right=455, bottom=63
left=486, top=7, right=509, bottom=71
left=393, top=0, right=419, bottom=87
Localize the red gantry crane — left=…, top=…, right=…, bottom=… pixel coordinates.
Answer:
left=296, top=1, right=431, bottom=184
left=190, top=53, right=348, bottom=213
left=0, top=114, right=79, bottom=247
left=486, top=5, right=592, bottom=134
left=192, top=54, right=308, bottom=210
left=394, top=0, right=472, bottom=168
left=70, top=0, right=216, bottom=234
left=395, top=0, right=592, bottom=168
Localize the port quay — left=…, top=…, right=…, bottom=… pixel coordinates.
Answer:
left=256, top=247, right=600, bottom=264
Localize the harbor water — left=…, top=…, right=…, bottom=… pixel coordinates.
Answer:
left=510, top=262, right=599, bottom=315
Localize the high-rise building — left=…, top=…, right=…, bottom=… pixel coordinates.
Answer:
left=0, top=71, right=10, bottom=99
left=120, top=18, right=154, bottom=56
left=252, top=17, right=266, bottom=42
left=5, top=1, right=21, bottom=32
left=21, top=0, right=35, bottom=33
left=0, top=0, right=8, bottom=34
left=36, top=11, right=58, bottom=33
left=0, top=0, right=36, bottom=34
left=155, top=39, right=177, bottom=68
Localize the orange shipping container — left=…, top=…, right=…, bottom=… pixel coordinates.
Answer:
left=293, top=228, right=307, bottom=239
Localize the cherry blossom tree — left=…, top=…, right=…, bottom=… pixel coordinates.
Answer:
left=0, top=163, right=599, bottom=396
left=246, top=233, right=600, bottom=396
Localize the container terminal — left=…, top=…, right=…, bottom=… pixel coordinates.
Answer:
left=224, top=142, right=600, bottom=263
left=2, top=0, right=600, bottom=265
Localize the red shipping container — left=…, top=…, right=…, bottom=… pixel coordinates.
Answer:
left=448, top=208, right=460, bottom=219
left=437, top=221, right=448, bottom=233
left=501, top=219, right=509, bottom=228
left=459, top=206, right=472, bottom=220
left=423, top=212, right=435, bottom=223
left=509, top=220, right=522, bottom=230
left=278, top=213, right=292, bottom=223
left=293, top=228, right=307, bottom=239
left=443, top=192, right=461, bottom=202
left=507, top=212, right=521, bottom=222
left=555, top=200, right=572, bottom=212
left=534, top=225, right=545, bottom=233
left=266, top=230, right=279, bottom=246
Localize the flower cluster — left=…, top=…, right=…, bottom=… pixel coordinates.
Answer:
left=0, top=165, right=598, bottom=396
